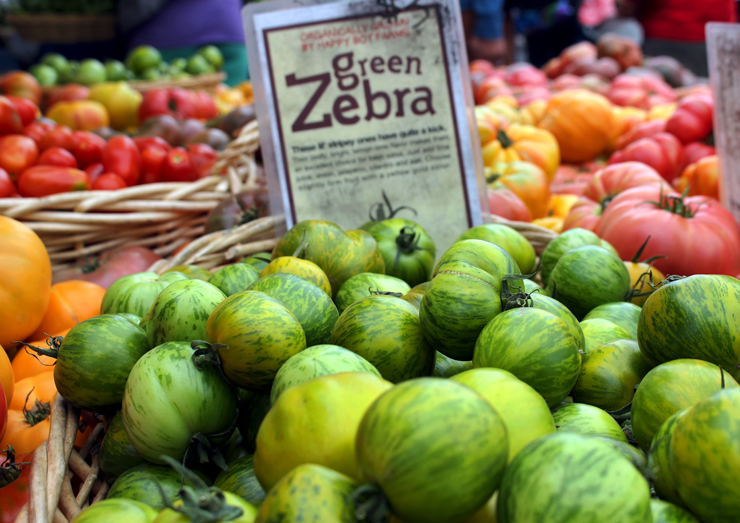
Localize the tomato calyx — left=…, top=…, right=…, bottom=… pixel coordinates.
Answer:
left=367, top=190, right=417, bottom=221
left=496, top=128, right=514, bottom=149
left=21, top=390, right=51, bottom=427
left=0, top=446, right=31, bottom=488
left=644, top=186, right=699, bottom=218
left=15, top=334, right=64, bottom=362
left=629, top=235, right=666, bottom=265
left=157, top=455, right=243, bottom=523
left=393, top=226, right=424, bottom=272
left=499, top=267, right=543, bottom=311
left=230, top=192, right=262, bottom=226
left=368, top=286, right=404, bottom=298
left=352, top=483, right=391, bottom=523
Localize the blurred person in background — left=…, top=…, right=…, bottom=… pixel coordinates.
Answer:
left=616, top=0, right=737, bottom=75
left=119, top=0, right=249, bottom=85
left=460, top=0, right=508, bottom=65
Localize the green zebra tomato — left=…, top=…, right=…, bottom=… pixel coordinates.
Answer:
left=101, top=271, right=189, bottom=317
left=359, top=218, right=436, bottom=287
left=99, top=411, right=147, bottom=482
left=214, top=455, right=266, bottom=507
left=72, top=499, right=158, bottom=523
left=456, top=223, right=536, bottom=274
left=122, top=341, right=238, bottom=464
left=334, top=272, right=410, bottom=314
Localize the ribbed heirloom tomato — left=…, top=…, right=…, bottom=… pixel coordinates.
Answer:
left=597, top=184, right=740, bottom=276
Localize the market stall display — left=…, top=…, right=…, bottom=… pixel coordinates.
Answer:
left=1, top=29, right=740, bottom=523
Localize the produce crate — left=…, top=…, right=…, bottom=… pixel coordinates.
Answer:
left=0, top=121, right=261, bottom=276
left=13, top=394, right=107, bottom=523
left=5, top=13, right=116, bottom=43
left=129, top=72, right=227, bottom=95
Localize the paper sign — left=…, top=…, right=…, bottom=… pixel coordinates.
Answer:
left=243, top=0, right=487, bottom=253
left=707, top=22, right=740, bottom=224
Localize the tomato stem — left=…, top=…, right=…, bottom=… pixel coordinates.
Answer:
left=21, top=389, right=51, bottom=427
left=14, top=335, right=64, bottom=361
left=368, top=287, right=404, bottom=298
left=630, top=236, right=651, bottom=264
left=644, top=186, right=697, bottom=218
left=351, top=483, right=391, bottom=523
left=0, top=446, right=30, bottom=489
left=367, top=190, right=418, bottom=221
left=497, top=129, right=513, bottom=149
left=393, top=226, right=424, bottom=273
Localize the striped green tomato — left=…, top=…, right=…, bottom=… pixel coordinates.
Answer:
left=356, top=378, right=508, bottom=523
left=648, top=410, right=687, bottom=507
left=254, top=372, right=392, bottom=491
left=552, top=403, right=627, bottom=442
left=255, top=464, right=358, bottom=523
left=209, top=264, right=260, bottom=296
left=546, top=245, right=631, bottom=319
left=572, top=339, right=650, bottom=411
left=242, top=253, right=271, bottom=272
left=529, top=293, right=584, bottom=353
left=101, top=272, right=189, bottom=317
left=631, top=359, right=738, bottom=450
left=72, top=499, right=157, bottom=523
left=99, top=411, right=147, bottom=482
left=272, top=220, right=385, bottom=297
left=580, top=318, right=632, bottom=353
left=335, top=272, right=411, bottom=314
left=420, top=239, right=520, bottom=360
left=206, top=290, right=306, bottom=389
left=473, top=307, right=581, bottom=407
left=452, top=368, right=555, bottom=462
left=236, top=389, right=271, bottom=454
left=496, top=433, right=652, bottom=523
left=122, top=341, right=238, bottom=463
left=54, top=314, right=149, bottom=411
left=523, top=278, right=545, bottom=295
left=583, top=301, right=641, bottom=339
left=107, top=463, right=212, bottom=510
left=146, top=279, right=226, bottom=347
left=669, top=388, right=740, bottom=523
left=214, top=455, right=266, bottom=507
left=331, top=295, right=434, bottom=383
left=456, top=223, right=536, bottom=273
left=247, top=273, right=338, bottom=347
left=433, top=351, right=473, bottom=378
left=270, top=344, right=379, bottom=404
left=164, top=264, right=212, bottom=281
left=650, top=500, right=699, bottom=523
left=401, top=281, right=428, bottom=309
left=540, top=228, right=604, bottom=287
left=637, top=275, right=740, bottom=378
left=359, top=218, right=436, bottom=287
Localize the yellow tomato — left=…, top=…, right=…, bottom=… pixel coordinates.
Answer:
left=88, top=82, right=142, bottom=130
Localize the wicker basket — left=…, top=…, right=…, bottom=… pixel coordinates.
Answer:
left=5, top=13, right=116, bottom=43
left=0, top=120, right=261, bottom=275
left=14, top=394, right=107, bottom=523
left=129, top=73, right=226, bottom=94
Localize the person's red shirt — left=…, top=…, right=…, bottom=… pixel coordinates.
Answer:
left=634, top=0, right=737, bottom=42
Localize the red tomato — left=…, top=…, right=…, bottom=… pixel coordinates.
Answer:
left=17, top=166, right=90, bottom=197
left=0, top=96, right=23, bottom=136
left=562, top=196, right=602, bottom=232
left=487, top=187, right=532, bottom=222
left=583, top=162, right=666, bottom=203
left=664, top=93, right=713, bottom=144
left=22, top=119, right=56, bottom=146
left=92, top=173, right=127, bottom=190
left=133, top=136, right=170, bottom=154
left=36, top=146, right=77, bottom=168
left=0, top=450, right=31, bottom=523
left=614, top=120, right=665, bottom=151
left=186, top=143, right=217, bottom=178
left=52, top=245, right=162, bottom=289
left=140, top=146, right=167, bottom=184
left=683, top=141, right=716, bottom=166
left=84, top=162, right=105, bottom=184
left=6, top=96, right=37, bottom=127
left=0, top=135, right=38, bottom=180
left=607, top=75, right=676, bottom=110
left=597, top=183, right=740, bottom=276
left=38, top=126, right=74, bottom=151
left=71, top=131, right=106, bottom=168
left=0, top=168, right=14, bottom=198
left=101, top=135, right=141, bottom=186
left=160, top=147, right=197, bottom=182
left=190, top=91, right=218, bottom=120
left=550, top=164, right=594, bottom=196
left=138, top=88, right=195, bottom=122
left=609, top=132, right=684, bottom=182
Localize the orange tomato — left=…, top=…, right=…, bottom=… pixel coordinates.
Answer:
left=674, top=155, right=719, bottom=200
left=12, top=330, right=67, bottom=381
left=0, top=405, right=51, bottom=456
left=548, top=194, right=579, bottom=218
left=28, top=281, right=105, bottom=341
left=520, top=99, right=547, bottom=127
left=532, top=216, right=564, bottom=233
left=0, top=343, right=13, bottom=407
left=10, top=372, right=57, bottom=411
left=45, top=100, right=109, bottom=132
left=481, top=124, right=560, bottom=181
left=487, top=161, right=550, bottom=219
left=609, top=106, right=646, bottom=152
